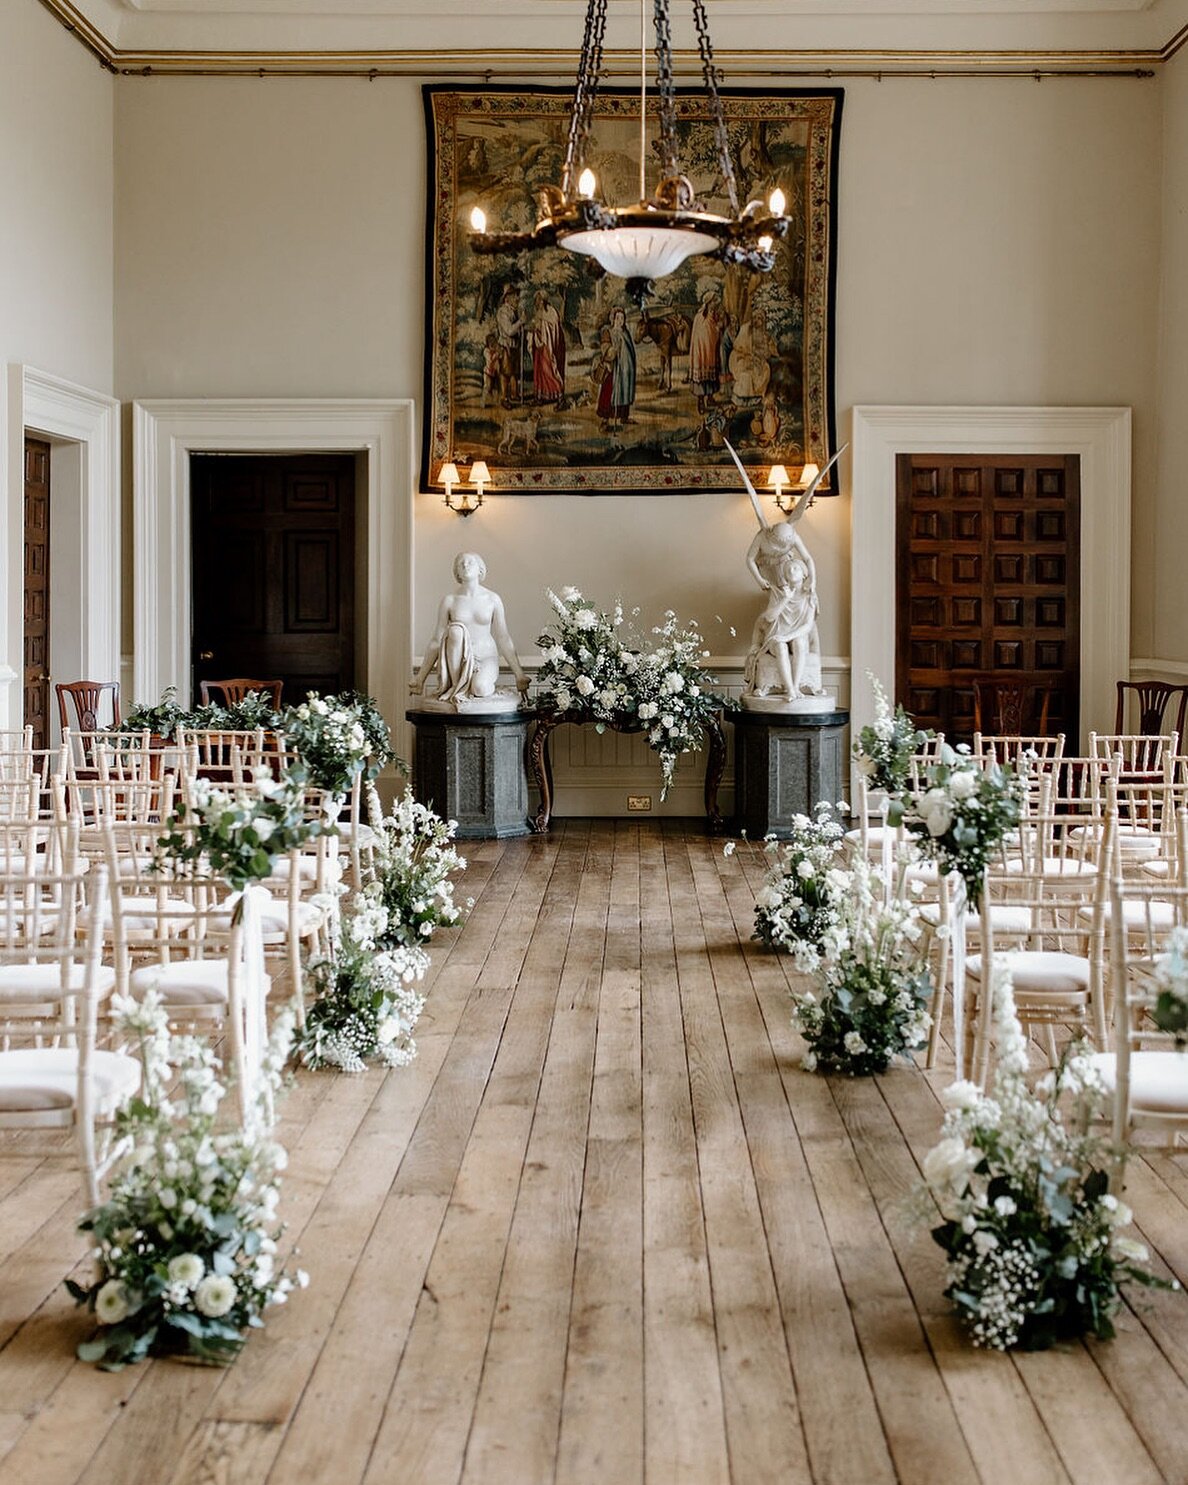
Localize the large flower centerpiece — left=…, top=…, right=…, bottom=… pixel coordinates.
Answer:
left=853, top=675, right=931, bottom=796
left=534, top=588, right=730, bottom=798
left=752, top=803, right=849, bottom=971
left=791, top=856, right=932, bottom=1075
left=298, top=898, right=428, bottom=1073
left=920, top=968, right=1171, bottom=1350
left=69, top=993, right=306, bottom=1369
left=890, top=746, right=1024, bottom=907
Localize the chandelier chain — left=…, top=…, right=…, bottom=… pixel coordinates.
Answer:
left=652, top=0, right=680, bottom=184
left=691, top=0, right=739, bottom=214
left=562, top=0, right=609, bottom=197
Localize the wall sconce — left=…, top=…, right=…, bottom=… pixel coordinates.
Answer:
left=439, top=458, right=491, bottom=517
left=770, top=460, right=820, bottom=515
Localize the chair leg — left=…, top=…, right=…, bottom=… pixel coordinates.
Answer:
left=927, top=928, right=949, bottom=1068
left=1042, top=1022, right=1059, bottom=1066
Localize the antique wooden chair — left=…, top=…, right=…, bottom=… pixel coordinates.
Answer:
left=55, top=681, right=120, bottom=734
left=199, top=678, right=283, bottom=709
left=972, top=677, right=1052, bottom=737
left=1115, top=680, right=1188, bottom=742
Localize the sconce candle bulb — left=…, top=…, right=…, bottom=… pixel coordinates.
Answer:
left=469, top=205, right=487, bottom=233
left=577, top=167, right=597, bottom=199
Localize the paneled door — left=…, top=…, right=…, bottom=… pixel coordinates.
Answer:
left=23, top=437, right=51, bottom=750
left=896, top=454, right=1080, bottom=741
left=191, top=454, right=356, bottom=704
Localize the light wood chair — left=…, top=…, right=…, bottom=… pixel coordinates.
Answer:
left=846, top=734, right=947, bottom=860
left=0, top=862, right=138, bottom=1206
left=1089, top=731, right=1177, bottom=779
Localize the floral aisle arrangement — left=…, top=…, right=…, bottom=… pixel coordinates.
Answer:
left=69, top=993, right=308, bottom=1369
left=281, top=691, right=402, bottom=798
left=298, top=897, right=429, bottom=1073
left=1151, top=926, right=1188, bottom=1045
left=156, top=769, right=326, bottom=894
left=360, top=789, right=470, bottom=948
left=853, top=675, right=931, bottom=795
left=920, top=968, right=1171, bottom=1350
left=534, top=587, right=731, bottom=799
left=791, top=857, right=932, bottom=1075
left=752, top=803, right=849, bottom=971
left=889, top=746, right=1024, bottom=906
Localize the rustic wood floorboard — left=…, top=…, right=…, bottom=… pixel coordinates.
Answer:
left=1, top=821, right=1187, bottom=1485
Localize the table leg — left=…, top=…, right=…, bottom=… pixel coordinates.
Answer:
left=528, top=718, right=556, bottom=833
left=704, top=713, right=727, bottom=834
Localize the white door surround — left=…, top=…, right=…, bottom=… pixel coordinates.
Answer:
left=851, top=405, right=1131, bottom=751
left=133, top=398, right=415, bottom=760
left=3, top=366, right=120, bottom=734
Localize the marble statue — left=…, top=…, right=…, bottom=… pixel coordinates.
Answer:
left=726, top=441, right=846, bottom=714
left=410, top=552, right=528, bottom=712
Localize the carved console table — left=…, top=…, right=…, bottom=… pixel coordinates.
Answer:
left=526, top=712, right=727, bottom=834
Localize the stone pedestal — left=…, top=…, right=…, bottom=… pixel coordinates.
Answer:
left=406, top=709, right=531, bottom=839
left=731, top=708, right=849, bottom=838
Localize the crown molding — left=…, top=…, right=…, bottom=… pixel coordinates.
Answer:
left=34, top=0, right=1183, bottom=74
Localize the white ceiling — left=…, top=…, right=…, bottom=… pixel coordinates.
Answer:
left=55, top=0, right=1188, bottom=62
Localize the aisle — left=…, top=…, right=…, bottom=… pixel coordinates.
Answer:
left=1, top=820, right=1186, bottom=1485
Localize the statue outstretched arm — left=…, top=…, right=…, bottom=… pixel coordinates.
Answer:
left=491, top=596, right=529, bottom=693
left=410, top=596, right=452, bottom=693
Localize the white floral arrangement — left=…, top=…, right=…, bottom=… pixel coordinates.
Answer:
left=282, top=690, right=402, bottom=799
left=298, top=895, right=429, bottom=1073
left=157, top=768, right=328, bottom=894
left=752, top=803, right=850, bottom=971
left=1151, top=926, right=1188, bottom=1046
left=919, top=966, right=1172, bottom=1350
left=361, top=787, right=470, bottom=947
left=69, top=992, right=307, bottom=1369
left=853, top=674, right=931, bottom=796
left=890, top=745, right=1024, bottom=907
left=791, top=856, right=932, bottom=1075
left=534, top=587, right=730, bottom=799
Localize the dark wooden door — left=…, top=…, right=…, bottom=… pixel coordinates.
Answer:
left=191, top=454, right=356, bottom=705
left=896, top=454, right=1080, bottom=742
left=23, top=437, right=51, bottom=750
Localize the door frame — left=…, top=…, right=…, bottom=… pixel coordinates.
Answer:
left=133, top=398, right=414, bottom=764
left=2, top=365, right=120, bottom=734
left=852, top=405, right=1131, bottom=754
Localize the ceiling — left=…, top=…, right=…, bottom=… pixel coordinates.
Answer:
left=43, top=0, right=1188, bottom=71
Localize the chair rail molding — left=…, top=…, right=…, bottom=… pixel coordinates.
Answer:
left=2, top=365, right=120, bottom=733
left=133, top=397, right=415, bottom=759
left=851, top=404, right=1131, bottom=753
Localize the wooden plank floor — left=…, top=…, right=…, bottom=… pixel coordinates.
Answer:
left=2, top=819, right=1188, bottom=1485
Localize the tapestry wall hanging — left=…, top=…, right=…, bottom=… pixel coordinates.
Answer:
left=422, top=85, right=842, bottom=494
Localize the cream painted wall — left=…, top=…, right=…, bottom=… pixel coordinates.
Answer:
left=114, top=72, right=1160, bottom=684
left=1153, top=48, right=1188, bottom=669
left=0, top=0, right=114, bottom=727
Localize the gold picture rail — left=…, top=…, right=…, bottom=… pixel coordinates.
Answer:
left=34, top=0, right=1172, bottom=79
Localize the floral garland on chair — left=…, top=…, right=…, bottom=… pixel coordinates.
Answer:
left=852, top=675, right=931, bottom=796
left=534, top=588, right=731, bottom=800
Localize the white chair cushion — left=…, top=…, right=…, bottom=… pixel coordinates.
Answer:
left=350, top=823, right=378, bottom=850
left=0, top=1047, right=141, bottom=1114
left=1077, top=899, right=1175, bottom=930
left=1140, top=859, right=1172, bottom=880
left=81, top=895, right=195, bottom=934
left=212, top=888, right=323, bottom=939
left=1089, top=1051, right=1188, bottom=1115
left=1069, top=823, right=1160, bottom=858
left=266, top=854, right=341, bottom=885
left=967, top=950, right=1091, bottom=997
left=844, top=825, right=892, bottom=847
left=0, top=963, right=115, bottom=1001
left=921, top=903, right=1033, bottom=935
left=130, top=959, right=230, bottom=1007
left=1005, top=856, right=1097, bottom=880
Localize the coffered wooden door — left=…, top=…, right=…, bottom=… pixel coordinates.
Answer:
left=191, top=454, right=357, bottom=705
left=895, top=454, right=1080, bottom=741
left=23, top=437, right=51, bottom=750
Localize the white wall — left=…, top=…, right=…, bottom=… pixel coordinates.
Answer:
left=1153, top=47, right=1188, bottom=672
left=0, top=0, right=114, bottom=727
left=114, top=73, right=1160, bottom=656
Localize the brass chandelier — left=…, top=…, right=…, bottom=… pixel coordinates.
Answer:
left=468, top=0, right=792, bottom=303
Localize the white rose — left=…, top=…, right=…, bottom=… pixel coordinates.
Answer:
left=843, top=1031, right=866, bottom=1055
left=993, top=1196, right=1017, bottom=1217
left=923, top=800, right=953, bottom=838
left=560, top=585, right=581, bottom=601
left=575, top=676, right=595, bottom=697
left=756, top=886, right=782, bottom=911
left=252, top=817, right=276, bottom=843
left=194, top=1274, right=237, bottom=1318
left=948, top=770, right=977, bottom=801
left=801, top=1050, right=818, bottom=1072
left=922, top=1136, right=979, bottom=1194
left=167, top=1253, right=205, bottom=1290
left=972, top=1229, right=999, bottom=1256
left=574, top=609, right=598, bottom=631
left=796, top=859, right=814, bottom=879
left=95, top=1279, right=132, bottom=1325
left=941, top=1080, right=982, bottom=1112
left=663, top=671, right=684, bottom=693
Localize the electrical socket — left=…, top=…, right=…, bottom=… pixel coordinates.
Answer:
left=627, top=795, right=652, bottom=812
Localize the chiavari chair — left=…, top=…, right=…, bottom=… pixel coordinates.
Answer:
left=846, top=734, right=947, bottom=860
